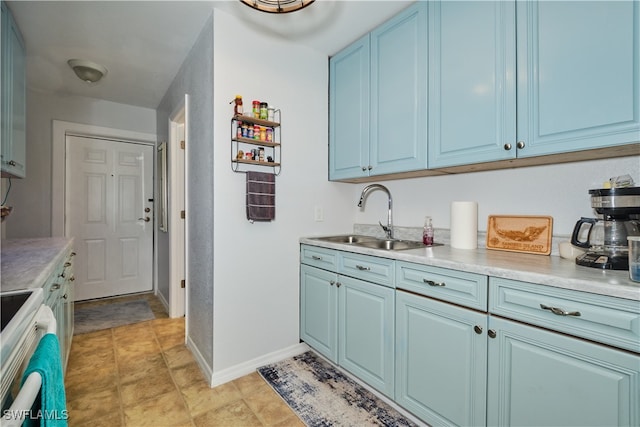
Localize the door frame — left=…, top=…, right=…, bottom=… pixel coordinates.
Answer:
left=51, top=120, right=157, bottom=290
left=168, top=96, right=188, bottom=318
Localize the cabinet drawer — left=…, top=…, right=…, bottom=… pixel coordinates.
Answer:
left=338, top=252, right=395, bottom=288
left=300, top=245, right=338, bottom=272
left=396, top=262, right=488, bottom=311
left=489, top=278, right=640, bottom=353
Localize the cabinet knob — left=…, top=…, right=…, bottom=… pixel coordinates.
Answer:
left=503, top=143, right=512, bottom=151
left=516, top=140, right=525, bottom=149
left=64, top=262, right=71, bottom=267
left=70, top=275, right=75, bottom=282
left=329, top=280, right=335, bottom=286
left=50, top=284, right=61, bottom=291
left=63, top=294, right=68, bottom=300
left=8, top=160, right=16, bottom=166
left=355, top=265, right=371, bottom=271
left=361, top=167, right=367, bottom=171
left=336, top=282, right=342, bottom=288
left=488, top=329, right=497, bottom=339
left=474, top=325, right=483, bottom=334
left=311, top=255, right=322, bottom=261
left=71, top=252, right=77, bottom=257
left=367, top=165, right=373, bottom=170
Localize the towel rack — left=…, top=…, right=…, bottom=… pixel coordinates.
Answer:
left=3, top=306, right=57, bottom=427
left=231, top=110, right=281, bottom=176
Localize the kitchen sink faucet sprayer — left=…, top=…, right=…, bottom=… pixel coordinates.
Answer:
left=358, top=184, right=393, bottom=239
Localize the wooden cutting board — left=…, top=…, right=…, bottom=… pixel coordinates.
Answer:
left=486, top=215, right=553, bottom=255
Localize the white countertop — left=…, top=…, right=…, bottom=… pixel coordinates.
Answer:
left=300, top=237, right=640, bottom=301
left=1, top=238, right=74, bottom=292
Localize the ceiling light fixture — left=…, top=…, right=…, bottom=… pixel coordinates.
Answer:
left=67, top=59, right=108, bottom=84
left=240, top=0, right=315, bottom=14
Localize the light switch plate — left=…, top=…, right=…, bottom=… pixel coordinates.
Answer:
left=314, top=206, right=324, bottom=222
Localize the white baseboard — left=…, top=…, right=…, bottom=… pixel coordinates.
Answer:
left=210, top=343, right=310, bottom=387
left=186, top=335, right=213, bottom=384
left=156, top=289, right=169, bottom=313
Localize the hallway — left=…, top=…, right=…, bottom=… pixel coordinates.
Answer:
left=65, top=294, right=303, bottom=426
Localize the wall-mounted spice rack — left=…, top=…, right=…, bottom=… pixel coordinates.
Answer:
left=231, top=111, right=281, bottom=175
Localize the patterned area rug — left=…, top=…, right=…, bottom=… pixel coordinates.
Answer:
left=74, top=299, right=155, bottom=335
left=258, top=351, right=418, bottom=427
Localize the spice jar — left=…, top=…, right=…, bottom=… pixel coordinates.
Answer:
left=252, top=100, right=260, bottom=118
left=253, top=125, right=260, bottom=140
left=236, top=121, right=242, bottom=138
left=266, top=128, right=273, bottom=142
left=260, top=102, right=268, bottom=120
left=241, top=123, right=249, bottom=138
left=247, top=126, right=254, bottom=139
left=259, top=147, right=265, bottom=162
left=259, top=126, right=267, bottom=141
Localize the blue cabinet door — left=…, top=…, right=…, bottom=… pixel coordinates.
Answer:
left=370, top=2, right=428, bottom=176
left=428, top=1, right=516, bottom=168
left=300, top=264, right=338, bottom=363
left=1, top=1, right=26, bottom=178
left=338, top=275, right=395, bottom=398
left=329, top=35, right=370, bottom=180
left=516, top=0, right=640, bottom=157
left=487, top=316, right=640, bottom=426
left=395, top=291, right=488, bottom=426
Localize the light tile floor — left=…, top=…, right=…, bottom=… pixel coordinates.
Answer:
left=65, top=293, right=303, bottom=427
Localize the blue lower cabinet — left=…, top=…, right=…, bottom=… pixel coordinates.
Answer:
left=338, top=275, right=395, bottom=398
left=487, top=316, right=640, bottom=427
left=300, top=263, right=396, bottom=398
left=395, top=290, right=488, bottom=426
left=300, top=264, right=338, bottom=363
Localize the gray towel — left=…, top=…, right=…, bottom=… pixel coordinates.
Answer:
left=246, top=171, right=275, bottom=221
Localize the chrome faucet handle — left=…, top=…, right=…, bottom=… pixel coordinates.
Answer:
left=379, top=221, right=393, bottom=239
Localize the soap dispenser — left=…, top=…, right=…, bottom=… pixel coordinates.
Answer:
left=423, top=216, right=434, bottom=246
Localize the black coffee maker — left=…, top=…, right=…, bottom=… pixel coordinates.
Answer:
left=571, top=187, right=640, bottom=270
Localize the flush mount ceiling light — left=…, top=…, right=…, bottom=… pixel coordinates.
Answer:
left=240, top=0, right=315, bottom=14
left=67, top=59, right=108, bottom=84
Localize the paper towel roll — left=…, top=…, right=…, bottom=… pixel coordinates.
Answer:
left=450, top=201, right=478, bottom=249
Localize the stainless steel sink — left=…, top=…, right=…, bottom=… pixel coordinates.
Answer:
left=356, top=239, right=429, bottom=251
left=312, top=235, right=441, bottom=251
left=312, top=235, right=379, bottom=244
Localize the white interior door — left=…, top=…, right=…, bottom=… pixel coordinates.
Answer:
left=66, top=135, right=154, bottom=301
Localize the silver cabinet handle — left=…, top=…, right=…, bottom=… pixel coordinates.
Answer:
left=50, top=284, right=61, bottom=291
left=423, top=279, right=445, bottom=287
left=69, top=275, right=75, bottom=282
left=488, top=329, right=497, bottom=339
left=329, top=280, right=335, bottom=286
left=540, top=304, right=581, bottom=317
left=474, top=325, right=483, bottom=334
left=311, top=255, right=322, bottom=260
left=503, top=143, right=512, bottom=151
left=336, top=282, right=342, bottom=288
left=517, top=140, right=526, bottom=149
left=64, top=262, right=71, bottom=267
left=356, top=265, right=370, bottom=271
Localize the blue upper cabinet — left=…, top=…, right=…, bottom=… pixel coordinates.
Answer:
left=370, top=2, right=428, bottom=176
left=329, top=35, right=370, bottom=181
left=516, top=0, right=640, bottom=157
left=428, top=1, right=517, bottom=169
left=329, top=2, right=427, bottom=180
left=1, top=1, right=26, bottom=178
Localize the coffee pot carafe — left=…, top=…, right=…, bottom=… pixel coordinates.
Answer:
left=572, top=187, right=640, bottom=270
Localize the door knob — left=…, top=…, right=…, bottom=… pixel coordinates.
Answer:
left=138, top=217, right=150, bottom=222
left=144, top=207, right=151, bottom=213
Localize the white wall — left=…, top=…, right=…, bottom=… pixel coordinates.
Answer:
left=353, top=156, right=640, bottom=238
left=4, top=90, right=156, bottom=238
left=211, top=9, right=355, bottom=378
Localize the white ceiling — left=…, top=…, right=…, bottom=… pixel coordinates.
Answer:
left=7, top=0, right=414, bottom=109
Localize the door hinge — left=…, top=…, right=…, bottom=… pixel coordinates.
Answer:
left=180, top=279, right=186, bottom=289
left=180, top=140, right=185, bottom=150
left=180, top=210, right=185, bottom=219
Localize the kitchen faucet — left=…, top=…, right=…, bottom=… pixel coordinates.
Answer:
left=358, top=184, right=394, bottom=240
